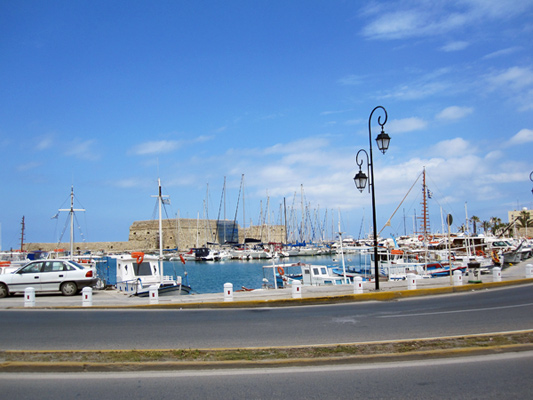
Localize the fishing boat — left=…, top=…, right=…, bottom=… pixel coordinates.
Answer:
left=111, top=252, right=191, bottom=296
left=263, top=262, right=351, bottom=289
left=101, top=178, right=191, bottom=296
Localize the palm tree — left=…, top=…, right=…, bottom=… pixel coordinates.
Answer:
left=470, top=216, right=481, bottom=235
left=490, top=217, right=503, bottom=236
left=516, top=210, right=532, bottom=237
left=516, top=210, right=532, bottom=228
left=482, top=220, right=491, bottom=235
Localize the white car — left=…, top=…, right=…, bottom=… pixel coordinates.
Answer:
left=0, top=259, right=97, bottom=297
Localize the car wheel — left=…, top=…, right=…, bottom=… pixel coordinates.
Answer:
left=60, top=282, right=78, bottom=296
left=0, top=283, right=8, bottom=298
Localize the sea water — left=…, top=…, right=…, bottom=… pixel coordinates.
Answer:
left=163, top=254, right=369, bottom=294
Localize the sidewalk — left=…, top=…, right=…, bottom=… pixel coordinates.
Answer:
left=2, top=260, right=532, bottom=309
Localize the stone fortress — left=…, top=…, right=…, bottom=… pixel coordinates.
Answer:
left=26, top=218, right=287, bottom=254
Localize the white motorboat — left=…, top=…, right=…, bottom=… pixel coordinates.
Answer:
left=106, top=178, right=191, bottom=296
left=263, top=262, right=351, bottom=289
left=112, top=252, right=191, bottom=296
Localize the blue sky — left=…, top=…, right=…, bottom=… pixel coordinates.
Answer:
left=1, top=0, right=533, bottom=249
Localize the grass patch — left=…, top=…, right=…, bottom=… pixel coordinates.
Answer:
left=2, top=331, right=532, bottom=365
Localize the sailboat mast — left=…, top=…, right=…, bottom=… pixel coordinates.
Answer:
left=422, top=167, right=428, bottom=239
left=223, top=176, right=226, bottom=243
left=283, top=197, right=288, bottom=244
left=242, top=174, right=246, bottom=245
left=20, top=216, right=25, bottom=252
left=300, top=184, right=304, bottom=242
left=152, top=178, right=170, bottom=284
left=338, top=210, right=347, bottom=282
left=158, top=179, right=163, bottom=259
left=58, top=186, right=85, bottom=260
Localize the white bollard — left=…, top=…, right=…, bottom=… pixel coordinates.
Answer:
left=224, top=282, right=233, bottom=302
left=453, top=270, right=463, bottom=286
left=407, top=273, right=417, bottom=290
left=292, top=280, right=302, bottom=299
left=82, top=287, right=93, bottom=307
left=24, top=287, right=35, bottom=307
left=492, top=267, right=502, bottom=282
left=149, top=285, right=159, bottom=304
left=526, top=264, right=533, bottom=279
left=353, top=276, right=363, bottom=294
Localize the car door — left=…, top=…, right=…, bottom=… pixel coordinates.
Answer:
left=9, top=262, right=44, bottom=292
left=39, top=261, right=68, bottom=291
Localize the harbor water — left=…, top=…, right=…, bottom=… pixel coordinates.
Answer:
left=163, top=254, right=371, bottom=294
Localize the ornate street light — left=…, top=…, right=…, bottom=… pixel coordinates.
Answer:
left=530, top=171, right=533, bottom=195
left=353, top=106, right=390, bottom=290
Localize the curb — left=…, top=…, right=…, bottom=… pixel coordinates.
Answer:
left=14, top=277, right=532, bottom=310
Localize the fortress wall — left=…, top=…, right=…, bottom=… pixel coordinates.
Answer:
left=26, top=218, right=287, bottom=253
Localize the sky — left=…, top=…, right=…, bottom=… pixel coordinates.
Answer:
left=1, top=0, right=533, bottom=249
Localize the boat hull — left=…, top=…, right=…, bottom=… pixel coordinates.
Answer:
left=136, top=283, right=192, bottom=297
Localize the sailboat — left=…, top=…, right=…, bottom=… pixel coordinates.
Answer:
left=378, top=168, right=467, bottom=280
left=111, top=178, right=191, bottom=296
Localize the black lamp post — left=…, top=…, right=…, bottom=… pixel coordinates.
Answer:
left=354, top=106, right=390, bottom=290
left=530, top=171, right=533, bottom=195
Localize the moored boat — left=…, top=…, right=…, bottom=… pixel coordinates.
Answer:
left=263, top=262, right=351, bottom=289
left=109, top=252, right=191, bottom=296
left=98, top=178, right=191, bottom=296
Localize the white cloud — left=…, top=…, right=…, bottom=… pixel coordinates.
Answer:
left=380, top=68, right=457, bottom=100
left=36, top=134, right=54, bottom=151
left=507, top=128, right=533, bottom=146
left=17, top=161, right=41, bottom=171
left=320, top=109, right=351, bottom=116
left=487, top=66, right=533, bottom=91
left=429, top=137, right=472, bottom=158
left=485, top=66, right=533, bottom=110
left=485, top=150, right=503, bottom=161
left=436, top=106, right=474, bottom=121
left=387, top=117, right=428, bottom=133
left=483, top=46, right=521, bottom=59
left=213, top=126, right=227, bottom=133
left=440, top=41, right=469, bottom=52
left=131, top=136, right=213, bottom=155
left=338, top=75, right=365, bottom=86
left=264, top=137, right=331, bottom=157
left=361, top=9, right=430, bottom=40
left=131, top=140, right=182, bottom=155
left=64, top=139, right=99, bottom=161
left=360, top=0, right=533, bottom=40
left=115, top=178, right=140, bottom=188
left=196, top=135, right=214, bottom=143
left=345, top=118, right=364, bottom=126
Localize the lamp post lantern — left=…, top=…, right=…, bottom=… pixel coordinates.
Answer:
left=530, top=171, right=533, bottom=195
left=354, top=106, right=390, bottom=290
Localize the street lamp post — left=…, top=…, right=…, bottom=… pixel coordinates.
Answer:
left=530, top=171, right=533, bottom=195
left=354, top=106, right=390, bottom=291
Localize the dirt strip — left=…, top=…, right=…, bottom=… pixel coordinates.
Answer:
left=1, top=331, right=532, bottom=372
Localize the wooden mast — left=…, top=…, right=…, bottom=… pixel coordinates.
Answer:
left=20, top=216, right=25, bottom=252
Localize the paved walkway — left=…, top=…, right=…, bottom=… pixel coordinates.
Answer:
left=2, top=260, right=532, bottom=309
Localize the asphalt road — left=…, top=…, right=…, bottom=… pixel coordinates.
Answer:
left=2, top=284, right=532, bottom=350
left=1, top=351, right=532, bottom=399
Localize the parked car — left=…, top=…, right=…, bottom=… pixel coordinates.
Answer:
left=0, top=259, right=97, bottom=298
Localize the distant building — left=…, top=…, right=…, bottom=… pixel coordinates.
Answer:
left=508, top=208, right=532, bottom=238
